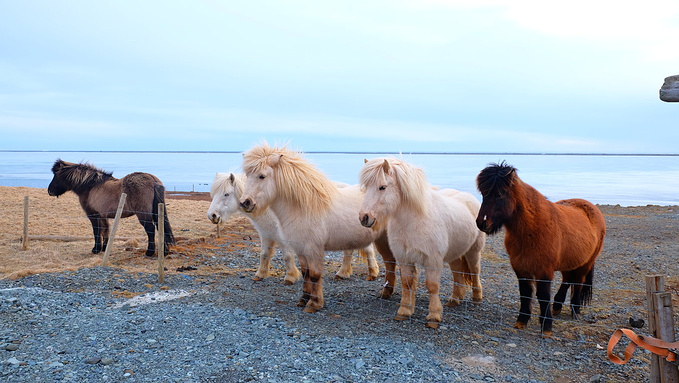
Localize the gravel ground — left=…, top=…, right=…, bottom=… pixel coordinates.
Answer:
left=1, top=204, right=678, bottom=382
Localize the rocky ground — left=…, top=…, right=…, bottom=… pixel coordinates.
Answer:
left=1, top=187, right=678, bottom=382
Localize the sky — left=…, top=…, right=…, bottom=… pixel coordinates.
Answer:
left=1, top=0, right=678, bottom=154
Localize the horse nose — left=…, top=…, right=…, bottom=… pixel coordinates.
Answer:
left=240, top=198, right=254, bottom=213
left=208, top=213, right=221, bottom=224
left=476, top=216, right=490, bottom=233
left=360, top=213, right=375, bottom=228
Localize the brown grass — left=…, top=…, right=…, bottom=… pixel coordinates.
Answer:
left=0, top=186, right=259, bottom=280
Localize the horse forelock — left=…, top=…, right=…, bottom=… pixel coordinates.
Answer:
left=476, top=161, right=517, bottom=197
left=211, top=173, right=245, bottom=198
left=243, top=143, right=337, bottom=215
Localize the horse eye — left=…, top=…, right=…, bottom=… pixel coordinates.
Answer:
left=224, top=193, right=229, bottom=197
left=379, top=185, right=387, bottom=191
left=259, top=174, right=266, bottom=179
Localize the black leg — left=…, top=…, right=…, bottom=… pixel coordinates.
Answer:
left=515, top=276, right=534, bottom=329
left=536, top=279, right=553, bottom=336
left=137, top=214, right=156, bottom=257
left=552, top=271, right=573, bottom=316
left=88, top=214, right=102, bottom=254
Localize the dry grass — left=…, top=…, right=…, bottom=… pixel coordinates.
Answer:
left=0, top=186, right=258, bottom=280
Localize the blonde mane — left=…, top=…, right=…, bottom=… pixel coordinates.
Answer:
left=210, top=173, right=246, bottom=198
left=360, top=157, right=430, bottom=215
left=242, top=143, right=338, bottom=216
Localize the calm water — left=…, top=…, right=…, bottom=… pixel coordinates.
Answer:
left=1, top=151, right=677, bottom=206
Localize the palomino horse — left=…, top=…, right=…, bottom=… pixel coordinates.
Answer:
left=475, top=162, right=606, bottom=337
left=47, top=159, right=175, bottom=256
left=207, top=173, right=379, bottom=284
left=238, top=143, right=397, bottom=313
left=359, top=158, right=485, bottom=328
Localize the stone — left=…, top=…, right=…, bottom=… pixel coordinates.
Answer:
left=660, top=75, right=679, bottom=102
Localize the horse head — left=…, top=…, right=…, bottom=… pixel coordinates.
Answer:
left=358, top=158, right=404, bottom=232
left=47, top=159, right=73, bottom=197
left=239, top=154, right=278, bottom=217
left=207, top=173, right=244, bottom=224
left=475, top=161, right=517, bottom=235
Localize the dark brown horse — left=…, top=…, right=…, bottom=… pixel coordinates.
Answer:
left=48, top=159, right=175, bottom=257
left=475, top=162, right=606, bottom=337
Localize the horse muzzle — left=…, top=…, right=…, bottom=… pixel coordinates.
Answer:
left=207, top=213, right=222, bottom=225
left=239, top=198, right=256, bottom=214
left=359, top=213, right=375, bottom=228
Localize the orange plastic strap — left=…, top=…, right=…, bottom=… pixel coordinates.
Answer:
left=607, top=328, right=679, bottom=365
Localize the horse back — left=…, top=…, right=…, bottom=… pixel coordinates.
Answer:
left=121, top=172, right=164, bottom=213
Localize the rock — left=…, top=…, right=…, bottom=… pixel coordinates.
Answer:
left=3, top=343, right=19, bottom=351
left=7, top=357, right=21, bottom=365
left=660, top=75, right=679, bottom=102
left=84, top=357, right=101, bottom=364
left=101, top=357, right=115, bottom=365
left=629, top=316, right=645, bottom=328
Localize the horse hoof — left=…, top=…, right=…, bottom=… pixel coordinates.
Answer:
left=378, top=288, right=393, bottom=300
left=394, top=314, right=410, bottom=321
left=426, top=321, right=440, bottom=329
left=541, top=331, right=554, bottom=339
left=303, top=305, right=320, bottom=313
left=282, top=280, right=294, bottom=286
left=513, top=321, right=527, bottom=330
left=334, top=274, right=348, bottom=280
left=472, top=297, right=483, bottom=305
left=297, top=300, right=307, bottom=307
left=92, top=249, right=101, bottom=254
left=445, top=300, right=460, bottom=307
left=552, top=308, right=562, bottom=316
left=365, top=276, right=377, bottom=281
left=251, top=276, right=264, bottom=282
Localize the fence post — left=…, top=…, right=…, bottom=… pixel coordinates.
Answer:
left=157, top=203, right=165, bottom=284
left=646, top=275, right=679, bottom=383
left=22, top=196, right=29, bottom=251
left=102, top=193, right=127, bottom=267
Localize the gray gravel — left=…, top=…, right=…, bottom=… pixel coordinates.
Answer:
left=1, top=204, right=677, bottom=382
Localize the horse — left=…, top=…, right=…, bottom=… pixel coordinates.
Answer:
left=238, top=143, right=398, bottom=313
left=475, top=161, right=606, bottom=337
left=47, top=159, right=175, bottom=257
left=207, top=172, right=379, bottom=284
left=358, top=158, right=485, bottom=328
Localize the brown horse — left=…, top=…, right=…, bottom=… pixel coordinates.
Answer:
left=475, top=162, right=606, bottom=337
left=48, top=159, right=175, bottom=257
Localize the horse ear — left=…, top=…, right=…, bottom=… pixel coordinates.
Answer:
left=381, top=159, right=390, bottom=172
left=267, top=154, right=283, bottom=167
left=229, top=173, right=235, bottom=183
left=364, top=158, right=368, bottom=164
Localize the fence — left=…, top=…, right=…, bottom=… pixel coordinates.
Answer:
left=13, top=193, right=679, bottom=381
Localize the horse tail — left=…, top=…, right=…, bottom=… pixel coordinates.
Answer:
left=580, top=266, right=594, bottom=306
left=457, top=256, right=475, bottom=287
left=153, top=184, right=176, bottom=246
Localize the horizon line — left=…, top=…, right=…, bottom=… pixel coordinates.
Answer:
left=1, top=149, right=678, bottom=157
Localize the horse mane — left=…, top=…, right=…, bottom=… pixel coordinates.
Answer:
left=242, top=143, right=338, bottom=216
left=360, top=157, right=430, bottom=215
left=210, top=173, right=246, bottom=198
left=476, top=161, right=517, bottom=197
left=52, top=159, right=113, bottom=194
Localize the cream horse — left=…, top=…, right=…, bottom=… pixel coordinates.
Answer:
left=238, top=143, right=397, bottom=313
left=208, top=172, right=379, bottom=285
left=358, top=158, right=485, bottom=328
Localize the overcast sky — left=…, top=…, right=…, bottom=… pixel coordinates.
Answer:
left=1, top=1, right=677, bottom=153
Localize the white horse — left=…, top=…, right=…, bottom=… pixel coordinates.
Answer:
left=358, top=157, right=485, bottom=328
left=238, top=143, right=396, bottom=313
left=207, top=172, right=379, bottom=285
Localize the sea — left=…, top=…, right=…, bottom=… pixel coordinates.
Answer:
left=1, top=151, right=677, bottom=207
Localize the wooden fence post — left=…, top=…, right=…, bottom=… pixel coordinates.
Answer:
left=22, top=196, right=29, bottom=250
left=102, top=193, right=127, bottom=267
left=157, top=203, right=165, bottom=284
left=646, top=275, right=679, bottom=383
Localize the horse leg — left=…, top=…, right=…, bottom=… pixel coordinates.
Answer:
left=297, top=255, right=311, bottom=307
left=335, top=250, right=354, bottom=279
left=536, top=279, right=554, bottom=338
left=363, top=244, right=379, bottom=281
left=515, top=274, right=534, bottom=330
left=303, top=254, right=325, bottom=313
left=253, top=238, right=275, bottom=281
left=282, top=248, right=301, bottom=285
left=395, top=263, right=417, bottom=321
left=424, top=266, right=443, bottom=328
left=137, top=213, right=156, bottom=257
left=100, top=218, right=110, bottom=253
left=87, top=214, right=103, bottom=254
left=446, top=258, right=467, bottom=307
left=374, top=233, right=397, bottom=299
left=552, top=270, right=573, bottom=317
left=568, top=264, right=594, bottom=320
